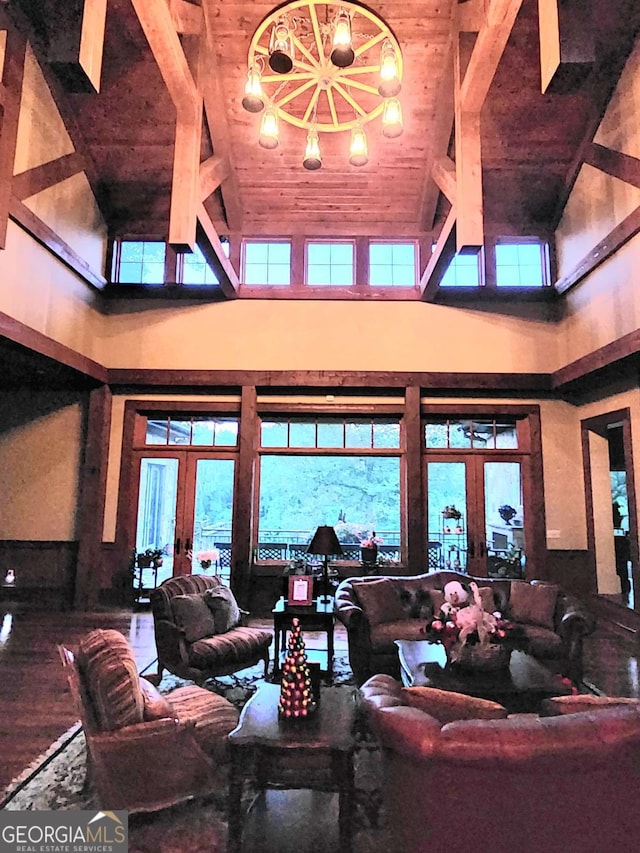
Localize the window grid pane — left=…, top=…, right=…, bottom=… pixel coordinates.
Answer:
left=182, top=245, right=219, bottom=285
left=495, top=242, right=545, bottom=287
left=117, top=241, right=166, bottom=284
left=244, top=241, right=291, bottom=285
left=440, top=252, right=480, bottom=287
left=369, top=242, right=416, bottom=286
left=307, top=242, right=354, bottom=286
left=260, top=417, right=400, bottom=449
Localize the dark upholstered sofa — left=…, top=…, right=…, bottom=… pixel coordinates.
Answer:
left=360, top=674, right=640, bottom=853
left=151, top=574, right=272, bottom=683
left=334, top=570, right=595, bottom=685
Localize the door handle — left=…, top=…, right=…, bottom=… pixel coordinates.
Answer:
left=185, top=538, right=192, bottom=553
left=468, top=539, right=475, bottom=558
left=479, top=540, right=485, bottom=558
left=175, top=537, right=181, bottom=555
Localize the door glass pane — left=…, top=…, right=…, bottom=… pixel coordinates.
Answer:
left=427, top=462, right=467, bottom=572
left=136, top=458, right=178, bottom=585
left=192, top=459, right=235, bottom=585
left=484, top=462, right=525, bottom=578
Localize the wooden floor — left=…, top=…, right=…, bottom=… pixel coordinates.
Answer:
left=0, top=598, right=639, bottom=792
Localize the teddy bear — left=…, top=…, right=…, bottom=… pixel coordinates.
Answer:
left=439, top=580, right=470, bottom=620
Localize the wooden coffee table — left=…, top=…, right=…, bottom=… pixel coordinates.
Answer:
left=396, top=639, right=572, bottom=713
left=227, top=682, right=358, bottom=853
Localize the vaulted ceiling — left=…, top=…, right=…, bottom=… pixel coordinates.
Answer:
left=8, top=0, right=640, bottom=266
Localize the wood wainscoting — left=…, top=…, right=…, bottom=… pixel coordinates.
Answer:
left=541, top=549, right=596, bottom=597
left=0, top=540, right=77, bottom=609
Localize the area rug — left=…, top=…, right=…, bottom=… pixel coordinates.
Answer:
left=1, top=656, right=391, bottom=852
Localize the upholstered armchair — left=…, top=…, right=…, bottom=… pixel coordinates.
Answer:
left=361, top=674, right=640, bottom=853
left=59, top=628, right=239, bottom=813
left=150, top=574, right=272, bottom=683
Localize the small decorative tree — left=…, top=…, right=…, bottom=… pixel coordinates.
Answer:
left=278, top=617, right=317, bottom=719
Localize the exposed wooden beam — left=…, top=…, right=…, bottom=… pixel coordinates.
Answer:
left=10, top=196, right=107, bottom=290
left=584, top=143, right=640, bottom=190
left=460, top=0, right=525, bottom=112
left=419, top=37, right=454, bottom=231
left=197, top=201, right=239, bottom=298
left=107, top=367, right=553, bottom=394
left=130, top=0, right=198, bottom=105
left=0, top=26, right=26, bottom=250
left=555, top=203, right=640, bottom=295
left=169, top=101, right=202, bottom=251
left=538, top=0, right=594, bottom=95
left=199, top=2, right=243, bottom=232
left=553, top=328, right=640, bottom=392
left=169, top=0, right=202, bottom=35
left=200, top=155, right=230, bottom=201
left=420, top=205, right=457, bottom=300
left=47, top=0, right=107, bottom=93
left=431, top=156, right=457, bottom=205
left=12, top=152, right=86, bottom=201
left=454, top=24, right=483, bottom=251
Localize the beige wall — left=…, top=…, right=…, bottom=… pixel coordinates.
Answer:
left=14, top=46, right=107, bottom=276
left=556, top=37, right=640, bottom=366
left=100, top=299, right=560, bottom=373
left=0, top=392, right=84, bottom=540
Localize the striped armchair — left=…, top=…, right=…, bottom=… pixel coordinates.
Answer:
left=59, top=628, right=239, bottom=812
left=150, top=574, right=272, bottom=683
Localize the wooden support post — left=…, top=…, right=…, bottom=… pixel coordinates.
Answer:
left=538, top=0, right=594, bottom=94
left=405, top=385, right=425, bottom=573
left=47, top=0, right=107, bottom=93
left=169, top=100, right=202, bottom=252
left=232, top=386, right=258, bottom=609
left=75, top=384, right=112, bottom=610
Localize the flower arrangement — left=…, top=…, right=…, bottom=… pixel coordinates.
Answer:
left=193, top=548, right=220, bottom=570
left=360, top=531, right=383, bottom=549
left=426, top=581, right=518, bottom=661
left=441, top=505, right=462, bottom=521
left=136, top=548, right=164, bottom=569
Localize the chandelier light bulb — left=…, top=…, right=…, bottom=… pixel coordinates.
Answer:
left=378, top=39, right=401, bottom=98
left=330, top=9, right=355, bottom=68
left=269, top=20, right=294, bottom=73
left=259, top=107, right=280, bottom=149
left=242, top=65, right=265, bottom=113
left=349, top=127, right=368, bottom=166
left=302, top=128, right=322, bottom=170
left=382, top=97, right=403, bottom=138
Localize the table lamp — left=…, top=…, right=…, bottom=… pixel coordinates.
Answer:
left=307, top=525, right=343, bottom=603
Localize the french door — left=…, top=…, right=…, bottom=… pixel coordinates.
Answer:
left=131, top=450, right=236, bottom=583
left=426, top=455, right=530, bottom=578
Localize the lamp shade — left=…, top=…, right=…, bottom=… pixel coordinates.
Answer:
left=307, top=525, right=343, bottom=556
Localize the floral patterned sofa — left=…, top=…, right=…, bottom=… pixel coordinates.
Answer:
left=334, top=570, right=595, bottom=685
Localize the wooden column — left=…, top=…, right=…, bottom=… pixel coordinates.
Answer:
left=232, top=386, right=258, bottom=608
left=75, top=384, right=112, bottom=610
left=538, top=0, right=594, bottom=94
left=404, top=385, right=425, bottom=573
left=47, top=0, right=107, bottom=93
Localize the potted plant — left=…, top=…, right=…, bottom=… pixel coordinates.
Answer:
left=360, top=531, right=382, bottom=565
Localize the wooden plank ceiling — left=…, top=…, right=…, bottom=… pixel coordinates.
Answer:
left=10, top=0, right=640, bottom=244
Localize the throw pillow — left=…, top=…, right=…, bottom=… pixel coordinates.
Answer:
left=353, top=578, right=406, bottom=625
left=508, top=582, right=558, bottom=630
left=402, top=686, right=508, bottom=723
left=429, top=589, right=445, bottom=615
left=541, top=695, right=640, bottom=716
left=477, top=586, right=496, bottom=613
left=172, top=593, right=217, bottom=642
left=139, top=677, right=174, bottom=721
left=204, top=584, right=241, bottom=634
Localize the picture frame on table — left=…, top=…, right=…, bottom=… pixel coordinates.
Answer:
left=288, top=575, right=313, bottom=606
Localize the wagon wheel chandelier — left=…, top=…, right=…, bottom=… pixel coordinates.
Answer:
left=242, top=0, right=404, bottom=170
